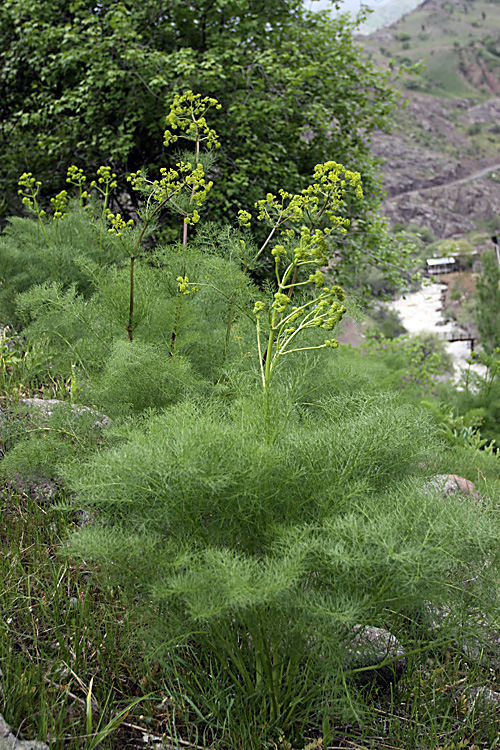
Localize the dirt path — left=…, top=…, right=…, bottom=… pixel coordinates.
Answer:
left=392, top=161, right=500, bottom=199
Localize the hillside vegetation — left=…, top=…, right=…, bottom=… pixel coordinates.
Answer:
left=366, top=0, right=500, bottom=99
left=361, top=0, right=500, bottom=239
left=1, top=4, right=500, bottom=750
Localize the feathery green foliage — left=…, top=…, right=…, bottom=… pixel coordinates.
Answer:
left=63, top=379, right=500, bottom=747
left=0, top=209, right=121, bottom=326
left=1, top=86, right=500, bottom=749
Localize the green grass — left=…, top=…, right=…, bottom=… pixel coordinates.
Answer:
left=0, top=489, right=163, bottom=749
left=362, top=0, right=500, bottom=101
left=420, top=49, right=481, bottom=98
left=3, top=363, right=500, bottom=749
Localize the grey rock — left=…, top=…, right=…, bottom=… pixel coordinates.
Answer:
left=3, top=475, right=61, bottom=504
left=346, top=625, right=407, bottom=688
left=465, top=686, right=500, bottom=713
left=1, top=398, right=110, bottom=504
left=17, top=399, right=64, bottom=418
left=0, top=714, right=51, bottom=750
left=18, top=399, right=111, bottom=428
left=427, top=474, right=482, bottom=502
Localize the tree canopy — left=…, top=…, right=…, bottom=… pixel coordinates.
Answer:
left=476, top=249, right=500, bottom=353
left=0, top=0, right=407, bottom=286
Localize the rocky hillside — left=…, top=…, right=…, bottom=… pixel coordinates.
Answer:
left=361, top=0, right=500, bottom=239
left=358, top=0, right=423, bottom=34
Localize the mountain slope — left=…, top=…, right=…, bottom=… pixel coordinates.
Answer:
left=359, top=0, right=424, bottom=34
left=360, top=0, right=500, bottom=239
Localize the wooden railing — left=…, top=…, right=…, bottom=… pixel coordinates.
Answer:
left=434, top=330, right=476, bottom=350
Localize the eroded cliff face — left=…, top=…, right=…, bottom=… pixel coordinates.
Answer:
left=371, top=94, right=500, bottom=236
left=360, top=0, right=500, bottom=237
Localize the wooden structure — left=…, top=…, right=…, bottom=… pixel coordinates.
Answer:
left=435, top=330, right=476, bottom=351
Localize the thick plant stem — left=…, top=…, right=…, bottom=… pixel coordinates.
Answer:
left=264, top=302, right=280, bottom=392
left=264, top=327, right=275, bottom=391
left=127, top=255, right=135, bottom=342
left=263, top=330, right=276, bottom=444
left=169, top=297, right=182, bottom=357
left=37, top=213, right=50, bottom=248
left=224, top=300, right=235, bottom=358
left=182, top=136, right=200, bottom=247
left=125, top=212, right=158, bottom=343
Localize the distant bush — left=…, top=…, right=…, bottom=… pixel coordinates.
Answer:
left=391, top=222, right=407, bottom=234
left=367, top=306, right=407, bottom=339
left=405, top=79, right=424, bottom=91
left=409, top=225, right=436, bottom=245
left=467, top=122, right=482, bottom=135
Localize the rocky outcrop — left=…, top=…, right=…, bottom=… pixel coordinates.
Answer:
left=370, top=90, right=500, bottom=237
left=383, top=173, right=500, bottom=237
left=0, top=715, right=50, bottom=750
left=370, top=131, right=461, bottom=198
left=347, top=625, right=407, bottom=688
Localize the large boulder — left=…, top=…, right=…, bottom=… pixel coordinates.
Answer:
left=346, top=625, right=407, bottom=688
left=0, top=715, right=51, bottom=750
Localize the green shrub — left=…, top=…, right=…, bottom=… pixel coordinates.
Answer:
left=91, top=340, right=200, bottom=417
left=12, top=228, right=256, bottom=400
left=0, top=208, right=121, bottom=326
left=64, top=376, right=500, bottom=748
left=367, top=306, right=407, bottom=338
left=467, top=122, right=482, bottom=136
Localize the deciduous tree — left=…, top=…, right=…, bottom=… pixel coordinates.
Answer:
left=476, top=249, right=500, bottom=352
left=1, top=0, right=414, bottom=288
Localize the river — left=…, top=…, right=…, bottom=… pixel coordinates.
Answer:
left=388, top=283, right=485, bottom=383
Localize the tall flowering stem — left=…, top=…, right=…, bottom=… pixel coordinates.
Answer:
left=163, top=91, right=220, bottom=246
left=250, top=161, right=363, bottom=393
left=125, top=160, right=213, bottom=341
left=18, top=172, right=50, bottom=246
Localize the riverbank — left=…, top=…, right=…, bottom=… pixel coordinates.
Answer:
left=388, top=282, right=485, bottom=382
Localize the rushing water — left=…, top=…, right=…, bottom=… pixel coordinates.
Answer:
left=388, top=283, right=485, bottom=383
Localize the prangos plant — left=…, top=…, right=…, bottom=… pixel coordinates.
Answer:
left=178, top=159, right=363, bottom=393
left=66, top=387, right=500, bottom=749
left=17, top=171, right=49, bottom=246
left=121, top=157, right=212, bottom=341
left=7, top=92, right=500, bottom=750
left=250, top=161, right=362, bottom=391
left=122, top=92, right=219, bottom=339
left=163, top=90, right=220, bottom=245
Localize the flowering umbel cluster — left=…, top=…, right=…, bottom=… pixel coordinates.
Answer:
left=90, top=166, right=118, bottom=193
left=254, top=161, right=362, bottom=246
left=163, top=91, right=221, bottom=152
left=250, top=161, right=361, bottom=390
left=127, top=162, right=213, bottom=225
left=66, top=165, right=90, bottom=208
left=18, top=172, right=44, bottom=214
left=106, top=211, right=134, bottom=237
left=50, top=190, right=69, bottom=221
